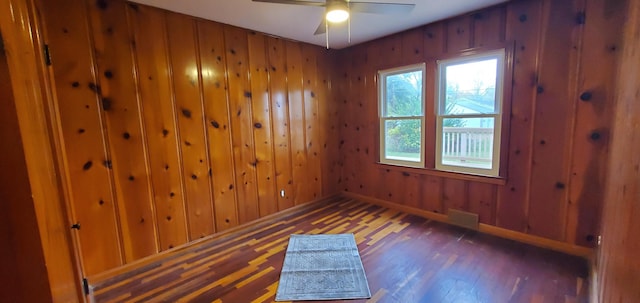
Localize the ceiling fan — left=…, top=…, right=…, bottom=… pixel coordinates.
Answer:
left=252, top=0, right=415, bottom=36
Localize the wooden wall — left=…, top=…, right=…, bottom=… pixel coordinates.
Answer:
left=597, top=0, right=640, bottom=300
left=0, top=34, right=53, bottom=303
left=335, top=0, right=626, bottom=247
left=38, top=0, right=338, bottom=277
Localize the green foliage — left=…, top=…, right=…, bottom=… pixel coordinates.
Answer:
left=385, top=71, right=422, bottom=116
left=386, top=120, right=421, bottom=153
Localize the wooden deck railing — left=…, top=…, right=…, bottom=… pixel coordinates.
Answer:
left=442, top=127, right=493, bottom=163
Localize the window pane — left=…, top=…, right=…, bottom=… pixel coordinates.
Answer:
left=440, top=117, right=494, bottom=169
left=444, top=58, right=497, bottom=115
left=384, top=70, right=423, bottom=117
left=384, top=119, right=421, bottom=162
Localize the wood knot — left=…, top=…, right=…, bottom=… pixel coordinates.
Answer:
left=101, top=97, right=112, bottom=111
left=575, top=12, right=586, bottom=25
left=211, top=121, right=220, bottom=128
left=181, top=108, right=192, bottom=118
left=103, top=160, right=112, bottom=169
left=579, top=91, right=592, bottom=101
left=555, top=182, right=565, bottom=189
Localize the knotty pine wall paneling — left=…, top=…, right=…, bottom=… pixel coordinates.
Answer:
left=128, top=4, right=189, bottom=251
left=336, top=0, right=626, bottom=248
left=197, top=20, right=239, bottom=231
left=88, top=0, right=159, bottom=262
left=268, top=36, right=296, bottom=211
left=496, top=0, right=542, bottom=233
left=526, top=0, right=581, bottom=241
left=166, top=12, right=215, bottom=239
left=320, top=48, right=342, bottom=196
left=247, top=32, right=278, bottom=217
left=223, top=26, right=261, bottom=224
left=565, top=0, right=626, bottom=247
left=40, top=0, right=125, bottom=276
left=301, top=45, right=324, bottom=201
left=286, top=41, right=309, bottom=206
left=597, top=0, right=640, bottom=300
left=39, top=0, right=337, bottom=278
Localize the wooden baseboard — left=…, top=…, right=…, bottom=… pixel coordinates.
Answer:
left=89, top=193, right=341, bottom=283
left=342, top=191, right=593, bottom=258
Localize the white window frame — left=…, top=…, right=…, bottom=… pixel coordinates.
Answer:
left=378, top=63, right=426, bottom=168
left=435, top=49, right=505, bottom=177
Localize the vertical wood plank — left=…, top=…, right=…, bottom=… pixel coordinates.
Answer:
left=472, top=6, right=507, bottom=48
left=401, top=173, right=422, bottom=208
left=128, top=4, right=188, bottom=250
left=422, top=176, right=444, bottom=214
left=401, top=27, right=424, bottom=64
left=423, top=22, right=445, bottom=59
left=566, top=0, right=626, bottom=247
left=165, top=12, right=215, bottom=239
left=442, top=179, right=468, bottom=211
left=423, top=22, right=444, bottom=169
left=527, top=0, right=581, bottom=241
left=224, top=25, right=260, bottom=223
left=247, top=31, right=278, bottom=216
left=597, top=0, right=640, bottom=299
left=496, top=0, right=542, bottom=232
left=319, top=49, right=341, bottom=196
left=301, top=45, right=323, bottom=201
left=40, top=0, right=123, bottom=276
left=445, top=16, right=472, bottom=52
left=87, top=0, right=158, bottom=261
left=197, top=20, right=239, bottom=231
left=468, top=182, right=497, bottom=224
left=285, top=41, right=309, bottom=205
left=267, top=36, right=294, bottom=210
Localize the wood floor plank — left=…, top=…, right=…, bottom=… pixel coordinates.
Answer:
left=90, top=196, right=589, bottom=303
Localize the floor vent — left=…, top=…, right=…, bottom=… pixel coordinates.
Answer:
left=447, top=209, right=479, bottom=230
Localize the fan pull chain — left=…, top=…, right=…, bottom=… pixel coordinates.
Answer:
left=325, top=20, right=329, bottom=49
left=348, top=2, right=351, bottom=44
left=348, top=16, right=351, bottom=44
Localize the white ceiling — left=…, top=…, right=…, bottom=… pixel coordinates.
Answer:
left=128, top=0, right=509, bottom=49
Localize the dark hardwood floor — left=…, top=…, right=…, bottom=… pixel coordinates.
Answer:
left=89, top=196, right=589, bottom=303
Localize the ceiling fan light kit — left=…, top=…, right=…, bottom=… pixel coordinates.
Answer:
left=326, top=0, right=349, bottom=23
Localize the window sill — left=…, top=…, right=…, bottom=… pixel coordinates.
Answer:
left=376, top=162, right=507, bottom=185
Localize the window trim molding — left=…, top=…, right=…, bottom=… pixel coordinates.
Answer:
left=378, top=63, right=426, bottom=168
left=434, top=48, right=507, bottom=177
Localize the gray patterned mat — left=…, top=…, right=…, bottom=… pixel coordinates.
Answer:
left=275, top=234, right=371, bottom=301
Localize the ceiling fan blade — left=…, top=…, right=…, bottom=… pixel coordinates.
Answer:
left=348, top=2, right=415, bottom=14
left=252, top=0, right=326, bottom=7
left=314, top=18, right=327, bottom=35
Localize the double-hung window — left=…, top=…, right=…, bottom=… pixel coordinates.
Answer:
left=436, top=49, right=505, bottom=176
left=377, top=49, right=507, bottom=178
left=378, top=63, right=426, bottom=168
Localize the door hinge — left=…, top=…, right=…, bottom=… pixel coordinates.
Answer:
left=82, top=277, right=90, bottom=295
left=43, top=44, right=51, bottom=66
